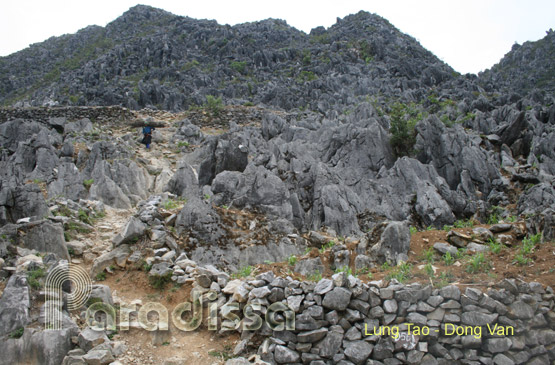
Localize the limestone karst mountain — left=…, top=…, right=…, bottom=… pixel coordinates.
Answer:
left=0, top=5, right=554, bottom=365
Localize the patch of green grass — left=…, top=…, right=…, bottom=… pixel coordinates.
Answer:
left=456, top=248, right=468, bottom=259
left=65, top=222, right=93, bottom=234
left=162, top=198, right=186, bottom=210
left=380, top=262, right=391, bottom=272
left=149, top=272, right=172, bottom=290
left=78, top=209, right=93, bottom=225
left=434, top=272, right=454, bottom=288
left=319, top=240, right=335, bottom=254
left=83, top=179, right=94, bottom=190
left=95, top=272, right=107, bottom=281
left=287, top=255, right=297, bottom=266
left=443, top=225, right=453, bottom=232
left=335, top=266, right=355, bottom=277
left=308, top=272, right=322, bottom=282
left=466, top=253, right=491, bottom=273
left=208, top=345, right=233, bottom=361
left=204, top=95, right=224, bottom=117
left=506, top=215, right=517, bottom=223
left=27, top=267, right=46, bottom=290
left=203, top=193, right=210, bottom=200
left=423, top=248, right=435, bottom=263
left=385, top=262, right=413, bottom=283
left=453, top=219, right=474, bottom=228
left=527, top=232, right=542, bottom=245
left=176, top=141, right=189, bottom=148
left=486, top=205, right=504, bottom=225
left=230, top=60, right=247, bottom=74
left=424, top=263, right=435, bottom=278
left=443, top=252, right=455, bottom=265
left=232, top=265, right=254, bottom=278
left=8, top=328, right=24, bottom=339
left=409, top=226, right=418, bottom=235
left=513, top=232, right=542, bottom=266
left=487, top=238, right=504, bottom=254
left=514, top=253, right=531, bottom=266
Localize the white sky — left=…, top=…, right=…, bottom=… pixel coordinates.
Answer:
left=1, top=0, right=554, bottom=74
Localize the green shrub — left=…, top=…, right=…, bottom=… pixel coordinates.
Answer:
left=27, top=267, right=46, bottom=289
left=204, top=95, right=223, bottom=117
left=386, top=262, right=412, bottom=283
left=466, top=253, right=491, bottom=273
left=83, top=179, right=94, bottom=190
left=388, top=102, right=422, bottom=157
left=287, top=255, right=297, bottom=266
left=423, top=248, right=435, bottom=263
left=443, top=252, right=455, bottom=266
left=230, top=61, right=247, bottom=74
left=424, top=263, right=434, bottom=278
left=487, top=238, right=504, bottom=254
left=233, top=265, right=254, bottom=278
left=176, top=141, right=189, bottom=148
left=149, top=272, right=172, bottom=289
left=9, top=328, right=24, bottom=339
left=308, top=272, right=323, bottom=282
left=319, top=240, right=335, bottom=254
left=453, top=219, right=474, bottom=228
left=78, top=209, right=93, bottom=225
left=95, top=272, right=107, bottom=281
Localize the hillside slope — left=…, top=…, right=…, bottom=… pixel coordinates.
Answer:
left=480, top=29, right=555, bottom=95
left=0, top=5, right=455, bottom=111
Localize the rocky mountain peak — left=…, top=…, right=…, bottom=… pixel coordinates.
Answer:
left=480, top=29, right=555, bottom=95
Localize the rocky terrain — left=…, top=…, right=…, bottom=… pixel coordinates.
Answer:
left=0, top=5, right=554, bottom=365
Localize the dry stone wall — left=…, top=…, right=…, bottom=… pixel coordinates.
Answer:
left=206, top=270, right=555, bottom=365
left=0, top=106, right=134, bottom=124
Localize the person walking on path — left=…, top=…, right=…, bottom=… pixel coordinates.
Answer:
left=141, top=125, right=155, bottom=149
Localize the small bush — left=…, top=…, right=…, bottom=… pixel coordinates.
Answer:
left=443, top=252, right=455, bottom=266
left=95, top=272, right=107, bottom=281
left=287, top=255, right=297, bottom=266
left=453, top=219, right=474, bottom=228
left=487, top=238, right=504, bottom=254
left=424, top=263, right=435, bottom=278
left=230, top=61, right=247, bottom=74
left=149, top=272, right=172, bottom=289
left=466, top=253, right=491, bottom=273
left=27, top=267, right=46, bottom=290
left=319, top=240, right=335, bottom=254
left=423, top=248, right=435, bottom=263
left=83, top=179, right=94, bottom=190
left=308, top=272, right=322, bottom=282
left=233, top=265, right=254, bottom=278
left=9, top=328, right=24, bottom=339
left=386, top=262, right=412, bottom=283
left=204, top=95, right=223, bottom=117
left=388, top=102, right=423, bottom=157
left=335, top=266, right=355, bottom=277
left=78, top=209, right=93, bottom=225
left=409, top=226, right=418, bottom=235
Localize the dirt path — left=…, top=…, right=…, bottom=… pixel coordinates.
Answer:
left=70, top=115, right=239, bottom=364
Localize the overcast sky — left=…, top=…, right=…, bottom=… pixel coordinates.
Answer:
left=1, top=0, right=553, bottom=74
